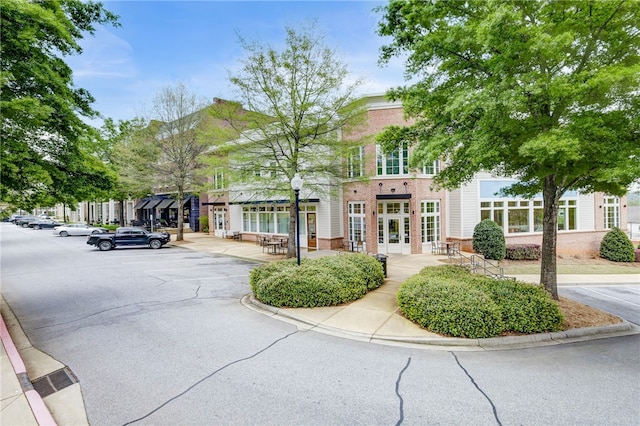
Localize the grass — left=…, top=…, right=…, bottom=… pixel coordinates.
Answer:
left=500, top=257, right=640, bottom=275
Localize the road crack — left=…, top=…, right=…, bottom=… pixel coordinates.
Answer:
left=394, top=356, right=411, bottom=426
left=451, top=352, right=502, bottom=426
left=122, top=330, right=299, bottom=425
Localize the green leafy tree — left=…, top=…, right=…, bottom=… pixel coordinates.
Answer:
left=1, top=0, right=120, bottom=209
left=210, top=23, right=367, bottom=257
left=376, top=0, right=640, bottom=298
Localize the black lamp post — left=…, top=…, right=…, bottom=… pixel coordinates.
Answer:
left=290, top=173, right=303, bottom=265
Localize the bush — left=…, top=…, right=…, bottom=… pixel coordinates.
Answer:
left=600, top=227, right=634, bottom=262
left=250, top=254, right=384, bottom=308
left=199, top=215, right=209, bottom=233
left=396, top=266, right=563, bottom=338
left=506, top=244, right=541, bottom=260
left=472, top=219, right=506, bottom=260
left=398, top=275, right=504, bottom=338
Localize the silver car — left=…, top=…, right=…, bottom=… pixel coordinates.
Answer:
left=52, top=224, right=109, bottom=237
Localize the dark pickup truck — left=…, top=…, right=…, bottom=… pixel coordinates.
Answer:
left=87, top=227, right=171, bottom=251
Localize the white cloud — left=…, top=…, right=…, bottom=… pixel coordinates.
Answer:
left=67, top=26, right=137, bottom=80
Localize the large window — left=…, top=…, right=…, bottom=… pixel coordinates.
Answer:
left=481, top=198, right=577, bottom=234
left=480, top=181, right=578, bottom=234
left=377, top=142, right=408, bottom=176
left=604, top=197, right=620, bottom=229
left=347, top=146, right=364, bottom=178
left=242, top=205, right=291, bottom=234
left=421, top=200, right=441, bottom=243
left=348, top=202, right=366, bottom=242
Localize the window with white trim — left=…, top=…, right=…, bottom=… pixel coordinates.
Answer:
left=421, top=200, right=441, bottom=243
left=377, top=142, right=408, bottom=176
left=422, top=160, right=440, bottom=176
left=347, top=202, right=366, bottom=242
left=604, top=197, right=620, bottom=229
left=347, top=146, right=364, bottom=178
left=212, top=168, right=225, bottom=190
left=242, top=205, right=290, bottom=234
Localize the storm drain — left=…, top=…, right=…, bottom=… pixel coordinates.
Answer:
left=32, top=367, right=78, bottom=398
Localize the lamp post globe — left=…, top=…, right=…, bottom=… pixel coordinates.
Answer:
left=290, top=173, right=303, bottom=265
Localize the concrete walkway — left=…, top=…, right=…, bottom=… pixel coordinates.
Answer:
left=2, top=231, right=638, bottom=425
left=171, top=232, right=638, bottom=350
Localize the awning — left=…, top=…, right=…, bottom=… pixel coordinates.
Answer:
left=133, top=199, right=149, bottom=209
left=145, top=198, right=163, bottom=209
left=376, top=194, right=411, bottom=200
left=156, top=199, right=174, bottom=209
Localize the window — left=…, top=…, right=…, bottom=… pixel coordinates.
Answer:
left=377, top=142, right=408, bottom=176
left=347, top=146, right=364, bottom=178
left=421, top=200, right=441, bottom=243
left=422, top=160, right=440, bottom=176
left=258, top=206, right=275, bottom=233
left=276, top=206, right=289, bottom=234
left=348, top=202, right=366, bottom=242
left=604, top=197, right=620, bottom=229
left=481, top=198, right=577, bottom=234
left=557, top=199, right=577, bottom=231
left=242, top=205, right=290, bottom=234
left=212, top=168, right=225, bottom=190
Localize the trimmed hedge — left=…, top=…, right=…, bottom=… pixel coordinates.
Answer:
left=397, top=266, right=563, bottom=338
left=600, top=227, right=635, bottom=262
left=506, top=244, right=541, bottom=260
left=250, top=253, right=384, bottom=308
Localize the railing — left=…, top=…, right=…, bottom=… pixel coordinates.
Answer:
left=447, top=249, right=515, bottom=280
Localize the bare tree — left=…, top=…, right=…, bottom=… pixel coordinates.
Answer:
left=210, top=23, right=367, bottom=257
left=150, top=84, right=209, bottom=241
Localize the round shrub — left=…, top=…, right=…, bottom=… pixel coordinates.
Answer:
left=397, top=265, right=564, bottom=337
left=600, top=227, right=635, bottom=262
left=250, top=254, right=384, bottom=308
left=472, top=219, right=506, bottom=260
left=397, top=275, right=504, bottom=338
left=474, top=277, right=563, bottom=333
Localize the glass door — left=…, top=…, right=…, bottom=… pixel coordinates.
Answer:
left=377, top=202, right=410, bottom=254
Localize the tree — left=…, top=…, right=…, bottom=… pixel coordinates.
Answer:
left=147, top=84, right=209, bottom=241
left=210, top=23, right=367, bottom=257
left=376, top=0, right=640, bottom=298
left=1, top=0, right=120, bottom=208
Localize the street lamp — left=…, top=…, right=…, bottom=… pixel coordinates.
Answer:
left=290, top=173, right=303, bottom=265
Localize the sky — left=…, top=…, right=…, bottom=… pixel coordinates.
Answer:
left=66, top=0, right=408, bottom=126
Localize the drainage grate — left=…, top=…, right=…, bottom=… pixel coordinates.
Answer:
left=32, top=367, right=78, bottom=398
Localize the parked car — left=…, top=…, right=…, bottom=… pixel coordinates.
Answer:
left=28, top=219, right=63, bottom=229
left=87, top=227, right=171, bottom=251
left=15, top=216, right=37, bottom=227
left=52, top=224, right=109, bottom=237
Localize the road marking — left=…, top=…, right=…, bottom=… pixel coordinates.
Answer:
left=578, top=287, right=640, bottom=307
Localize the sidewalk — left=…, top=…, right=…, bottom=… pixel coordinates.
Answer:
left=1, top=232, right=638, bottom=425
left=173, top=232, right=638, bottom=349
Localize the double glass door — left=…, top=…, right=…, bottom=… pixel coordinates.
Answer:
left=377, top=201, right=410, bottom=254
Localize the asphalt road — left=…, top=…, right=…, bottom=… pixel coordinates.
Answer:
left=1, top=223, right=639, bottom=425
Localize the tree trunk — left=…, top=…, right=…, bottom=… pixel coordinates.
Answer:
left=177, top=190, right=184, bottom=241
left=541, top=175, right=560, bottom=299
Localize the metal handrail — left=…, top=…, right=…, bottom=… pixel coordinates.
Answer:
left=447, top=250, right=515, bottom=280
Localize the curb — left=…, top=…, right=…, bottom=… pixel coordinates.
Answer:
left=0, top=314, right=57, bottom=426
left=241, top=294, right=639, bottom=351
